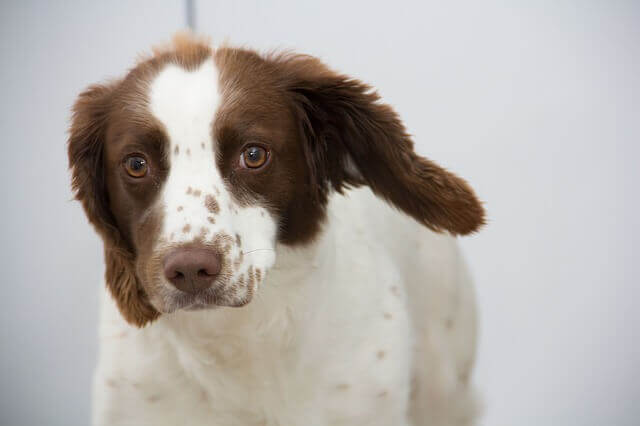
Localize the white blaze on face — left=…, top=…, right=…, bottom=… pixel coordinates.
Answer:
left=147, top=56, right=276, bottom=305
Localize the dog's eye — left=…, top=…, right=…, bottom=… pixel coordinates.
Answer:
left=240, top=146, right=269, bottom=169
left=124, top=155, right=148, bottom=178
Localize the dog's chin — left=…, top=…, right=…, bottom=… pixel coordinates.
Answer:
left=157, top=288, right=254, bottom=313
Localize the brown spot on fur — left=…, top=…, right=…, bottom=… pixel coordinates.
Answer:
left=193, top=189, right=202, bottom=197
left=207, top=216, right=215, bottom=224
left=235, top=233, right=241, bottom=246
left=336, top=383, right=350, bottom=390
left=247, top=265, right=256, bottom=287
left=200, top=142, right=205, bottom=149
left=182, top=224, right=191, bottom=233
left=377, top=350, right=386, bottom=360
left=383, top=312, right=392, bottom=320
left=174, top=145, right=179, bottom=155
left=377, top=391, right=388, bottom=398
left=255, top=268, right=262, bottom=282
left=186, top=186, right=193, bottom=195
left=186, top=148, right=191, bottom=156
left=177, top=206, right=183, bottom=211
left=205, top=194, right=220, bottom=214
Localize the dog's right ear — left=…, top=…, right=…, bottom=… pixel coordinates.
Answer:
left=68, top=82, right=159, bottom=327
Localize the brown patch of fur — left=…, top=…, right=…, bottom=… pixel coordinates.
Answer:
left=177, top=206, right=183, bottom=212
left=193, top=189, right=202, bottom=197
left=174, top=145, right=179, bottom=155
left=213, top=47, right=484, bottom=247
left=207, top=216, right=215, bottom=224
left=182, top=224, right=191, bottom=233
left=68, top=82, right=161, bottom=327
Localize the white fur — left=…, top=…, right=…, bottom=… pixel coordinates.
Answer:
left=148, top=58, right=276, bottom=312
left=93, top=187, right=479, bottom=426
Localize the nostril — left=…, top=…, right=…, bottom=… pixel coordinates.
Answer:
left=197, top=269, right=212, bottom=278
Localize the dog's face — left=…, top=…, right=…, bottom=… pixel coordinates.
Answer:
left=68, top=35, right=485, bottom=326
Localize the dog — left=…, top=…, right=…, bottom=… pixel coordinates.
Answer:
left=68, top=34, right=485, bottom=426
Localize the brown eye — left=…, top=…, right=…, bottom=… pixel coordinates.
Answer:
left=124, top=155, right=148, bottom=178
left=241, top=146, right=268, bottom=169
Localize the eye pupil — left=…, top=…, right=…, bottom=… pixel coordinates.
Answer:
left=242, top=146, right=267, bottom=168
left=124, top=156, right=148, bottom=177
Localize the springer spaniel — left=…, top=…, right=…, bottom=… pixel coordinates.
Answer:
left=68, top=34, right=485, bottom=426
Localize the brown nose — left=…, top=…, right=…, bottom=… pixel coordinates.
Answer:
left=162, top=248, right=221, bottom=294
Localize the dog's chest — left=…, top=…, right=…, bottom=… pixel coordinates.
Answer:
left=96, top=228, right=413, bottom=425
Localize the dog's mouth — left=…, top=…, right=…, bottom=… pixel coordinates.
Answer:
left=160, top=285, right=253, bottom=313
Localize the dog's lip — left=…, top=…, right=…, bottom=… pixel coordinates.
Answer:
left=169, top=289, right=251, bottom=311
left=183, top=302, right=219, bottom=311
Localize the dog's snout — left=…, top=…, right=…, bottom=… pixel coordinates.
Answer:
left=163, top=248, right=221, bottom=294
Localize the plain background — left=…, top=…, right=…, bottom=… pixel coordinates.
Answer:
left=1, top=1, right=638, bottom=425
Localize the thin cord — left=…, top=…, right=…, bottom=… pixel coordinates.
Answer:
left=185, top=0, right=196, bottom=31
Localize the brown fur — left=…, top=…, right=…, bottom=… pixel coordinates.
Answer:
left=68, top=83, right=159, bottom=326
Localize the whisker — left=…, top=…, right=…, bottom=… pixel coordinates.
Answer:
left=243, top=248, right=275, bottom=255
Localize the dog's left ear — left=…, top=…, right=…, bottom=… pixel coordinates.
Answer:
left=282, top=56, right=485, bottom=235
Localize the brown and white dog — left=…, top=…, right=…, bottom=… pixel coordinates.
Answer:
left=69, top=34, right=485, bottom=426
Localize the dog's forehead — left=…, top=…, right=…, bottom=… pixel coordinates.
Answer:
left=148, top=57, right=220, bottom=146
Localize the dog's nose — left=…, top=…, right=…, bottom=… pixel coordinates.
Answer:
left=162, top=248, right=221, bottom=294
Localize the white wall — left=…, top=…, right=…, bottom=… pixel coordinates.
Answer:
left=0, top=2, right=184, bottom=425
left=1, top=1, right=638, bottom=425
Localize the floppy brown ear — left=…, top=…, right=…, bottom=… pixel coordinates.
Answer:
left=282, top=56, right=485, bottom=235
left=68, top=83, right=159, bottom=327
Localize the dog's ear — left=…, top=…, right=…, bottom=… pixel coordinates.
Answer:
left=68, top=82, right=159, bottom=327
left=281, top=55, right=485, bottom=235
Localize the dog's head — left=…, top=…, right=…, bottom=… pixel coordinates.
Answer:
left=68, top=34, right=484, bottom=327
